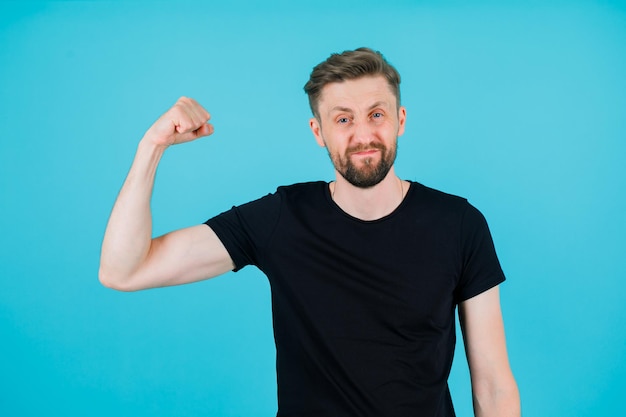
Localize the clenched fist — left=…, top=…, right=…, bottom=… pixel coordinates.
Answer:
left=143, top=97, right=214, bottom=147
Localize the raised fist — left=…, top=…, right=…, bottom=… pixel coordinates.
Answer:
left=144, top=97, right=214, bottom=147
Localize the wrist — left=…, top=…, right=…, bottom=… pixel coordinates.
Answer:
left=138, top=135, right=169, bottom=155
left=131, top=137, right=168, bottom=176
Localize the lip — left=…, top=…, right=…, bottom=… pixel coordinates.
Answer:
left=351, top=149, right=380, bottom=156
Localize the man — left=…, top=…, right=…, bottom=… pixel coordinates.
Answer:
left=100, top=47, right=520, bottom=416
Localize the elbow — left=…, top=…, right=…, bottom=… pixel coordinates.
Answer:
left=473, top=375, right=521, bottom=417
left=98, top=265, right=138, bottom=292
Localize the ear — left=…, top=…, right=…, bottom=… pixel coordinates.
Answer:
left=309, top=117, right=326, bottom=147
left=397, top=106, right=407, bottom=137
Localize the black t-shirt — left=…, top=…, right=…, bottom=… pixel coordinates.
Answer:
left=205, top=181, right=505, bottom=417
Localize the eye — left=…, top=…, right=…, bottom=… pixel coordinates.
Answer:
left=337, top=117, right=350, bottom=124
left=372, top=112, right=383, bottom=119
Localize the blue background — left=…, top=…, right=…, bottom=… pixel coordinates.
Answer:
left=1, top=1, right=624, bottom=415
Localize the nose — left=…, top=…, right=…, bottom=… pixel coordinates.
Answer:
left=352, top=119, right=375, bottom=145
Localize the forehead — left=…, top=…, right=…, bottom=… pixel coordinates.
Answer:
left=318, top=75, right=395, bottom=113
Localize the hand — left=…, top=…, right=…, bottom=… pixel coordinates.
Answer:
left=143, top=97, right=214, bottom=147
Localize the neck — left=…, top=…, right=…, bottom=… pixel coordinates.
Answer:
left=330, top=167, right=407, bottom=221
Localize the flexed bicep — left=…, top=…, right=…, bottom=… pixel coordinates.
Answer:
left=105, top=224, right=234, bottom=292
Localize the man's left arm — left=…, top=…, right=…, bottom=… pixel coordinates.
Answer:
left=459, top=286, right=521, bottom=417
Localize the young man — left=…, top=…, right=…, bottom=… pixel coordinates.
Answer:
left=100, top=48, right=520, bottom=416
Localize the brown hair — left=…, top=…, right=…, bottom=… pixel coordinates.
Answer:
left=303, top=47, right=401, bottom=118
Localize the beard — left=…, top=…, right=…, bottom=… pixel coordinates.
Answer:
left=328, top=141, right=397, bottom=188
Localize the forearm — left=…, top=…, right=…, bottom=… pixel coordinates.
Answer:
left=473, top=378, right=521, bottom=417
left=99, top=138, right=166, bottom=289
left=460, top=288, right=521, bottom=417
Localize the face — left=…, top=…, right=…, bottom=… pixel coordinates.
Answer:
left=309, top=75, right=406, bottom=188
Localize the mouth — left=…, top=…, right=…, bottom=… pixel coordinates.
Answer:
left=351, top=149, right=379, bottom=156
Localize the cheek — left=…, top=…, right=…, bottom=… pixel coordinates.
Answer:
left=380, top=122, right=400, bottom=138
left=323, top=130, right=345, bottom=149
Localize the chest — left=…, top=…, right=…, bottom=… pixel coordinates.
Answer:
left=261, top=211, right=462, bottom=337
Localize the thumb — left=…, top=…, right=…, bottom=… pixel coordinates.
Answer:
left=174, top=122, right=214, bottom=144
left=196, top=123, right=214, bottom=138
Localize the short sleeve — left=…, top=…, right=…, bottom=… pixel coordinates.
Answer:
left=454, top=203, right=506, bottom=303
left=204, top=191, right=282, bottom=271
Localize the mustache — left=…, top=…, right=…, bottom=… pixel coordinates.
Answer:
left=346, top=142, right=386, bottom=154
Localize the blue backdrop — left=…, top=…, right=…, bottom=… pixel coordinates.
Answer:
left=1, top=1, right=624, bottom=416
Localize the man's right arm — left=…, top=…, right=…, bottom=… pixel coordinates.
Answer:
left=99, top=97, right=234, bottom=292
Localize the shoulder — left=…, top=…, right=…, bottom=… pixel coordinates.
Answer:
left=275, top=181, right=328, bottom=197
left=230, top=181, right=328, bottom=216
left=273, top=181, right=329, bottom=206
left=405, top=182, right=493, bottom=233
left=408, top=181, right=471, bottom=214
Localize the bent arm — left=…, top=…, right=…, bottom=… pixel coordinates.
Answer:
left=99, top=97, right=234, bottom=291
left=101, top=222, right=234, bottom=292
left=459, top=286, right=521, bottom=417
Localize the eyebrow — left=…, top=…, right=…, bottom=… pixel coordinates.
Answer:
left=328, top=101, right=389, bottom=116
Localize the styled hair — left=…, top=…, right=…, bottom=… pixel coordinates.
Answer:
left=303, top=47, right=401, bottom=118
